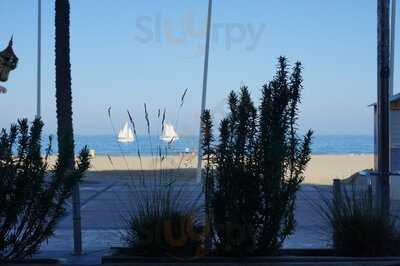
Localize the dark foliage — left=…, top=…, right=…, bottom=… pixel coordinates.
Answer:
left=319, top=186, right=400, bottom=257
left=122, top=154, right=204, bottom=258
left=0, top=119, right=89, bottom=260
left=202, top=57, right=313, bottom=256
left=123, top=182, right=203, bottom=258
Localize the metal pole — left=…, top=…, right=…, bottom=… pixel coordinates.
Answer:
left=196, top=0, right=213, bottom=183
left=389, top=0, right=397, bottom=185
left=377, top=0, right=391, bottom=216
left=36, top=0, right=42, bottom=119
left=390, top=0, right=397, bottom=97
left=73, top=185, right=82, bottom=255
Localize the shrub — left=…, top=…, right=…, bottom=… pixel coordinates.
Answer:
left=0, top=119, right=89, bottom=260
left=319, top=186, right=400, bottom=257
left=202, top=57, right=313, bottom=256
left=123, top=179, right=203, bottom=258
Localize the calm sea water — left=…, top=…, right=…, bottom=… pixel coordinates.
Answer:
left=43, top=135, right=374, bottom=156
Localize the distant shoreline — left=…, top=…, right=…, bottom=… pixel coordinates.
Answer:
left=41, top=134, right=375, bottom=157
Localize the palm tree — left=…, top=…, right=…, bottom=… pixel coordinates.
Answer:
left=55, top=0, right=82, bottom=255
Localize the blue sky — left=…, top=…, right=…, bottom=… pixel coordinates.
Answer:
left=0, top=0, right=398, bottom=135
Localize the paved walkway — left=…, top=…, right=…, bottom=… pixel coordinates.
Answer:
left=35, top=175, right=331, bottom=265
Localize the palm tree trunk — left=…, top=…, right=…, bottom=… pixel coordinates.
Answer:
left=55, top=0, right=82, bottom=255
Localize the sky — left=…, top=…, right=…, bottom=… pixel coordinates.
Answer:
left=0, top=0, right=398, bottom=136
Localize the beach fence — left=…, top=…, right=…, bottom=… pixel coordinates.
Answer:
left=332, top=178, right=374, bottom=209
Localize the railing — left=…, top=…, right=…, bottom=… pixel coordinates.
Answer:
left=333, top=170, right=400, bottom=208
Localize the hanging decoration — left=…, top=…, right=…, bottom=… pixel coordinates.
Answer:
left=0, top=85, right=7, bottom=94
left=0, top=37, right=18, bottom=83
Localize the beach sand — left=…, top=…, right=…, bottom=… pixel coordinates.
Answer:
left=304, top=154, right=373, bottom=185
left=62, top=154, right=373, bottom=186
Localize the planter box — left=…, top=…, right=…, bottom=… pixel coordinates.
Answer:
left=0, top=258, right=60, bottom=265
left=102, top=248, right=400, bottom=265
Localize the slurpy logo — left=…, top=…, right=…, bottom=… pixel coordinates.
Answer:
left=134, top=10, right=266, bottom=56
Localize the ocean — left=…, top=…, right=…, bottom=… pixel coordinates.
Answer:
left=43, top=135, right=374, bottom=156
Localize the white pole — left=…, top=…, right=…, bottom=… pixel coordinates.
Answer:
left=390, top=0, right=397, bottom=97
left=196, top=0, right=213, bottom=183
left=36, top=0, right=42, bottom=119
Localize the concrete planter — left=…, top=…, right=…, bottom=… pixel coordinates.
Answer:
left=0, top=258, right=60, bottom=265
left=101, top=248, right=400, bottom=265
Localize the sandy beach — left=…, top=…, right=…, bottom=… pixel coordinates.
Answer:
left=303, top=154, right=373, bottom=185
left=58, top=154, right=374, bottom=186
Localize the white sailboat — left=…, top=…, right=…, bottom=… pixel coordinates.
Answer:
left=161, top=122, right=179, bottom=143
left=118, top=122, right=135, bottom=143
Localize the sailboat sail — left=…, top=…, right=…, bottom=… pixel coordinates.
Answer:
left=161, top=122, right=179, bottom=142
left=118, top=122, right=134, bottom=143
